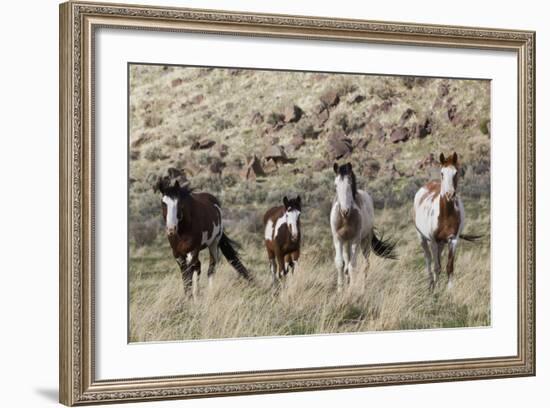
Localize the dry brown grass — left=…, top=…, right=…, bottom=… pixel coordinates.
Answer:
left=129, top=202, right=490, bottom=342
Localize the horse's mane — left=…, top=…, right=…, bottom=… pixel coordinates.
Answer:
left=155, top=176, right=194, bottom=198
left=350, top=170, right=357, bottom=200
left=179, top=183, right=194, bottom=198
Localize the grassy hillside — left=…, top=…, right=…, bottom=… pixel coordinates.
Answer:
left=128, top=64, right=491, bottom=342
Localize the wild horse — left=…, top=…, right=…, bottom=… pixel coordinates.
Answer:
left=414, top=152, right=481, bottom=290
left=263, top=196, right=302, bottom=285
left=156, top=179, right=251, bottom=299
left=330, top=162, right=397, bottom=291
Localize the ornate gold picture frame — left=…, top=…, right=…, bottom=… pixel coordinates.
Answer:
left=59, top=1, right=535, bottom=405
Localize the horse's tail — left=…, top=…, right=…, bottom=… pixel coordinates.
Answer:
left=371, top=230, right=398, bottom=260
left=461, top=233, right=484, bottom=242
left=219, top=233, right=253, bottom=281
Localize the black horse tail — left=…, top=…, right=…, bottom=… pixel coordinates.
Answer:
left=371, top=230, right=398, bottom=260
left=219, top=233, right=252, bottom=281
left=461, top=233, right=484, bottom=242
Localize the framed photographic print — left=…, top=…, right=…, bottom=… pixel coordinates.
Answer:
left=59, top=1, right=536, bottom=405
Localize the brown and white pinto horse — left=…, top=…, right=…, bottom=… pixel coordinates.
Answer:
left=263, top=196, right=301, bottom=285
left=330, top=163, right=397, bottom=292
left=414, top=152, right=479, bottom=290
left=156, top=179, right=251, bottom=299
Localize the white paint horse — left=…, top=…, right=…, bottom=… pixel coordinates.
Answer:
left=330, top=162, right=397, bottom=291
left=414, top=152, right=479, bottom=290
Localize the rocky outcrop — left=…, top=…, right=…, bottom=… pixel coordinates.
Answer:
left=389, top=127, right=410, bottom=143
left=327, top=131, right=353, bottom=160
left=240, top=155, right=265, bottom=181
left=190, top=139, right=216, bottom=150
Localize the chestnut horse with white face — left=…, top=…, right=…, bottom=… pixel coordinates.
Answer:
left=263, top=196, right=301, bottom=285
left=156, top=179, right=251, bottom=300
left=330, top=163, right=397, bottom=292
left=414, top=152, right=479, bottom=290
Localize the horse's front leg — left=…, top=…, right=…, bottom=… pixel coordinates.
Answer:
left=333, top=238, right=345, bottom=292
left=419, top=237, right=434, bottom=290
left=430, top=241, right=442, bottom=285
left=446, top=238, right=458, bottom=290
left=342, top=241, right=352, bottom=286
left=275, top=251, right=286, bottom=281
left=188, top=251, right=201, bottom=301
left=269, top=257, right=277, bottom=286
left=176, top=254, right=192, bottom=297
left=289, top=250, right=299, bottom=274
left=265, top=245, right=278, bottom=287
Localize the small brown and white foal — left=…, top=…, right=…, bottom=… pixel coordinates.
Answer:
left=263, top=196, right=301, bottom=285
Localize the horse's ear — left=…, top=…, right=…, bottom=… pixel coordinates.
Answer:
left=283, top=196, right=289, bottom=209
left=333, top=163, right=339, bottom=174
left=452, top=152, right=458, bottom=165
left=296, top=195, right=301, bottom=206
left=439, top=153, right=446, bottom=164
left=346, top=162, right=353, bottom=171
left=174, top=180, right=180, bottom=189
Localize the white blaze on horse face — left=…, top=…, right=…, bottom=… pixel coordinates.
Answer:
left=162, top=195, right=179, bottom=232
left=335, top=175, right=353, bottom=215
left=441, top=166, right=457, bottom=199
left=285, top=209, right=300, bottom=241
